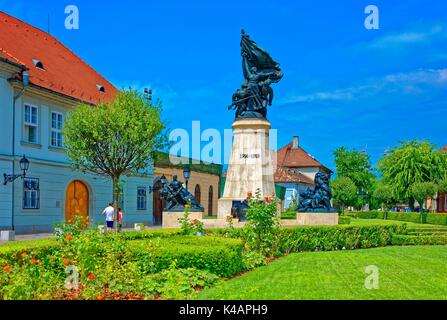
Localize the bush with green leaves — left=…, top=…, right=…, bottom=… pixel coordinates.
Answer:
left=330, top=176, right=357, bottom=213
left=391, top=235, right=447, bottom=246
left=130, top=236, right=244, bottom=277
left=245, top=190, right=280, bottom=256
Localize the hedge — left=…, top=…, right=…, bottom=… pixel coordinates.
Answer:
left=129, top=236, right=244, bottom=277
left=391, top=235, right=447, bottom=246
left=208, top=224, right=406, bottom=254
left=338, top=216, right=351, bottom=225
left=123, top=229, right=182, bottom=240
left=0, top=239, right=57, bottom=260
left=346, top=211, right=447, bottom=226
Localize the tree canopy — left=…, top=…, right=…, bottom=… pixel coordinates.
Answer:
left=64, top=88, right=167, bottom=229
left=378, top=141, right=447, bottom=207
left=330, top=176, right=357, bottom=213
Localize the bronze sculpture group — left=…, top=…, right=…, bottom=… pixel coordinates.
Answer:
left=151, top=175, right=203, bottom=212
left=228, top=30, right=284, bottom=120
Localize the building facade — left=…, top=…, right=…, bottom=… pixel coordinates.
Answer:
left=274, top=136, right=332, bottom=209
left=0, top=12, right=154, bottom=233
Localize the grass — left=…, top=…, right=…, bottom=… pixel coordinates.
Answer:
left=197, top=246, right=447, bottom=300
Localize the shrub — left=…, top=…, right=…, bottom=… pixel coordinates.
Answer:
left=275, top=225, right=405, bottom=254
left=245, top=190, right=280, bottom=255
left=123, top=229, right=182, bottom=240
left=425, top=213, right=447, bottom=226
left=386, top=212, right=423, bottom=224
left=338, top=216, right=351, bottom=225
left=129, top=236, right=244, bottom=277
left=391, top=235, right=447, bottom=246
left=345, top=211, right=385, bottom=219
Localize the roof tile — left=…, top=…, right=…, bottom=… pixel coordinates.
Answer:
left=0, top=11, right=117, bottom=104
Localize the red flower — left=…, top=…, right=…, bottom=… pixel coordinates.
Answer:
left=65, top=234, right=72, bottom=241
left=265, top=196, right=271, bottom=203
left=87, top=273, right=95, bottom=280
left=247, top=192, right=253, bottom=198
left=193, top=219, right=198, bottom=224
left=31, top=258, right=37, bottom=264
left=97, top=295, right=104, bottom=300
left=21, top=252, right=27, bottom=258
left=2, top=265, right=12, bottom=272
left=63, top=259, right=70, bottom=266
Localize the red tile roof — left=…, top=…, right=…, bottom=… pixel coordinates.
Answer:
left=0, top=11, right=117, bottom=104
left=274, top=166, right=315, bottom=185
left=275, top=142, right=331, bottom=172
left=441, top=145, right=447, bottom=152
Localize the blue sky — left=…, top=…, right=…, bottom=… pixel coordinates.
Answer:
left=1, top=0, right=446, bottom=171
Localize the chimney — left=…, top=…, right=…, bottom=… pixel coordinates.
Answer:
left=292, top=136, right=299, bottom=149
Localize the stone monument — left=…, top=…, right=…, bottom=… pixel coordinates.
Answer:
left=218, top=30, right=283, bottom=218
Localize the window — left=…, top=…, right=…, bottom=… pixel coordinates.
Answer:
left=194, top=184, right=201, bottom=204
left=24, top=104, right=38, bottom=143
left=23, top=178, right=40, bottom=209
left=137, top=187, right=147, bottom=210
left=51, top=112, right=63, bottom=147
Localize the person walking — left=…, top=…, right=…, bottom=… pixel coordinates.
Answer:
left=101, top=202, right=115, bottom=232
left=117, top=207, right=123, bottom=231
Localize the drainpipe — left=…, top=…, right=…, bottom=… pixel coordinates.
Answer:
left=11, top=71, right=29, bottom=231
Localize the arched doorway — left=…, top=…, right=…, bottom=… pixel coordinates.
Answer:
left=153, top=180, right=165, bottom=225
left=65, top=180, right=89, bottom=226
left=194, top=184, right=201, bottom=204
left=208, top=186, right=213, bottom=216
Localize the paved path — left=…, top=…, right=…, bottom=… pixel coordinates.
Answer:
left=0, top=225, right=163, bottom=245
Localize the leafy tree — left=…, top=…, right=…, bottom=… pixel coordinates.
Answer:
left=333, top=147, right=375, bottom=206
left=330, top=177, right=357, bottom=213
left=64, top=88, right=167, bottom=231
left=410, top=182, right=438, bottom=213
left=372, top=181, right=395, bottom=211
left=378, top=141, right=447, bottom=209
left=438, top=179, right=447, bottom=194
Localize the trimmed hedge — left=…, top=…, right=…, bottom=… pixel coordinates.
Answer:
left=391, top=235, right=447, bottom=246
left=123, top=229, right=182, bottom=240
left=338, top=216, right=351, bottom=225
left=129, top=236, right=244, bottom=277
left=276, top=225, right=405, bottom=253
left=347, top=211, right=447, bottom=227
left=208, top=224, right=406, bottom=254
left=0, top=239, right=57, bottom=261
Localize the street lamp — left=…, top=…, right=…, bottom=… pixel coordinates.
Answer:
left=357, top=187, right=369, bottom=210
left=4, top=155, right=29, bottom=185
left=183, top=165, right=191, bottom=192
left=144, top=88, right=152, bottom=103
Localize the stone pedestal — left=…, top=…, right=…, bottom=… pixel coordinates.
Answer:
left=295, top=212, right=338, bottom=226
left=162, top=211, right=203, bottom=229
left=1, top=230, right=15, bottom=241
left=218, top=118, right=276, bottom=218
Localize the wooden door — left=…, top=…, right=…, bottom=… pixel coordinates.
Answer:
left=153, top=181, right=164, bottom=225
left=65, top=180, right=89, bottom=226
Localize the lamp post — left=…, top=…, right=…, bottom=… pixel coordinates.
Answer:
left=357, top=187, right=369, bottom=211
left=144, top=88, right=152, bottom=104
left=183, top=165, right=191, bottom=192
left=3, top=155, right=29, bottom=185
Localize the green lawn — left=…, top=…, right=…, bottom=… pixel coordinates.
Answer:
left=197, top=246, right=447, bottom=300
left=348, top=219, right=419, bottom=227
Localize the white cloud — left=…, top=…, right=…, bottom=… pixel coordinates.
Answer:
left=281, top=68, right=447, bottom=104
left=367, top=23, right=447, bottom=49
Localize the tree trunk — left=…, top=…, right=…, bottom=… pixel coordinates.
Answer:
left=112, top=176, right=120, bottom=234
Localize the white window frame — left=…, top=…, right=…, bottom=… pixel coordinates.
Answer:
left=23, top=177, right=40, bottom=210
left=23, top=104, right=39, bottom=144
left=137, top=187, right=147, bottom=210
left=50, top=111, right=64, bottom=147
